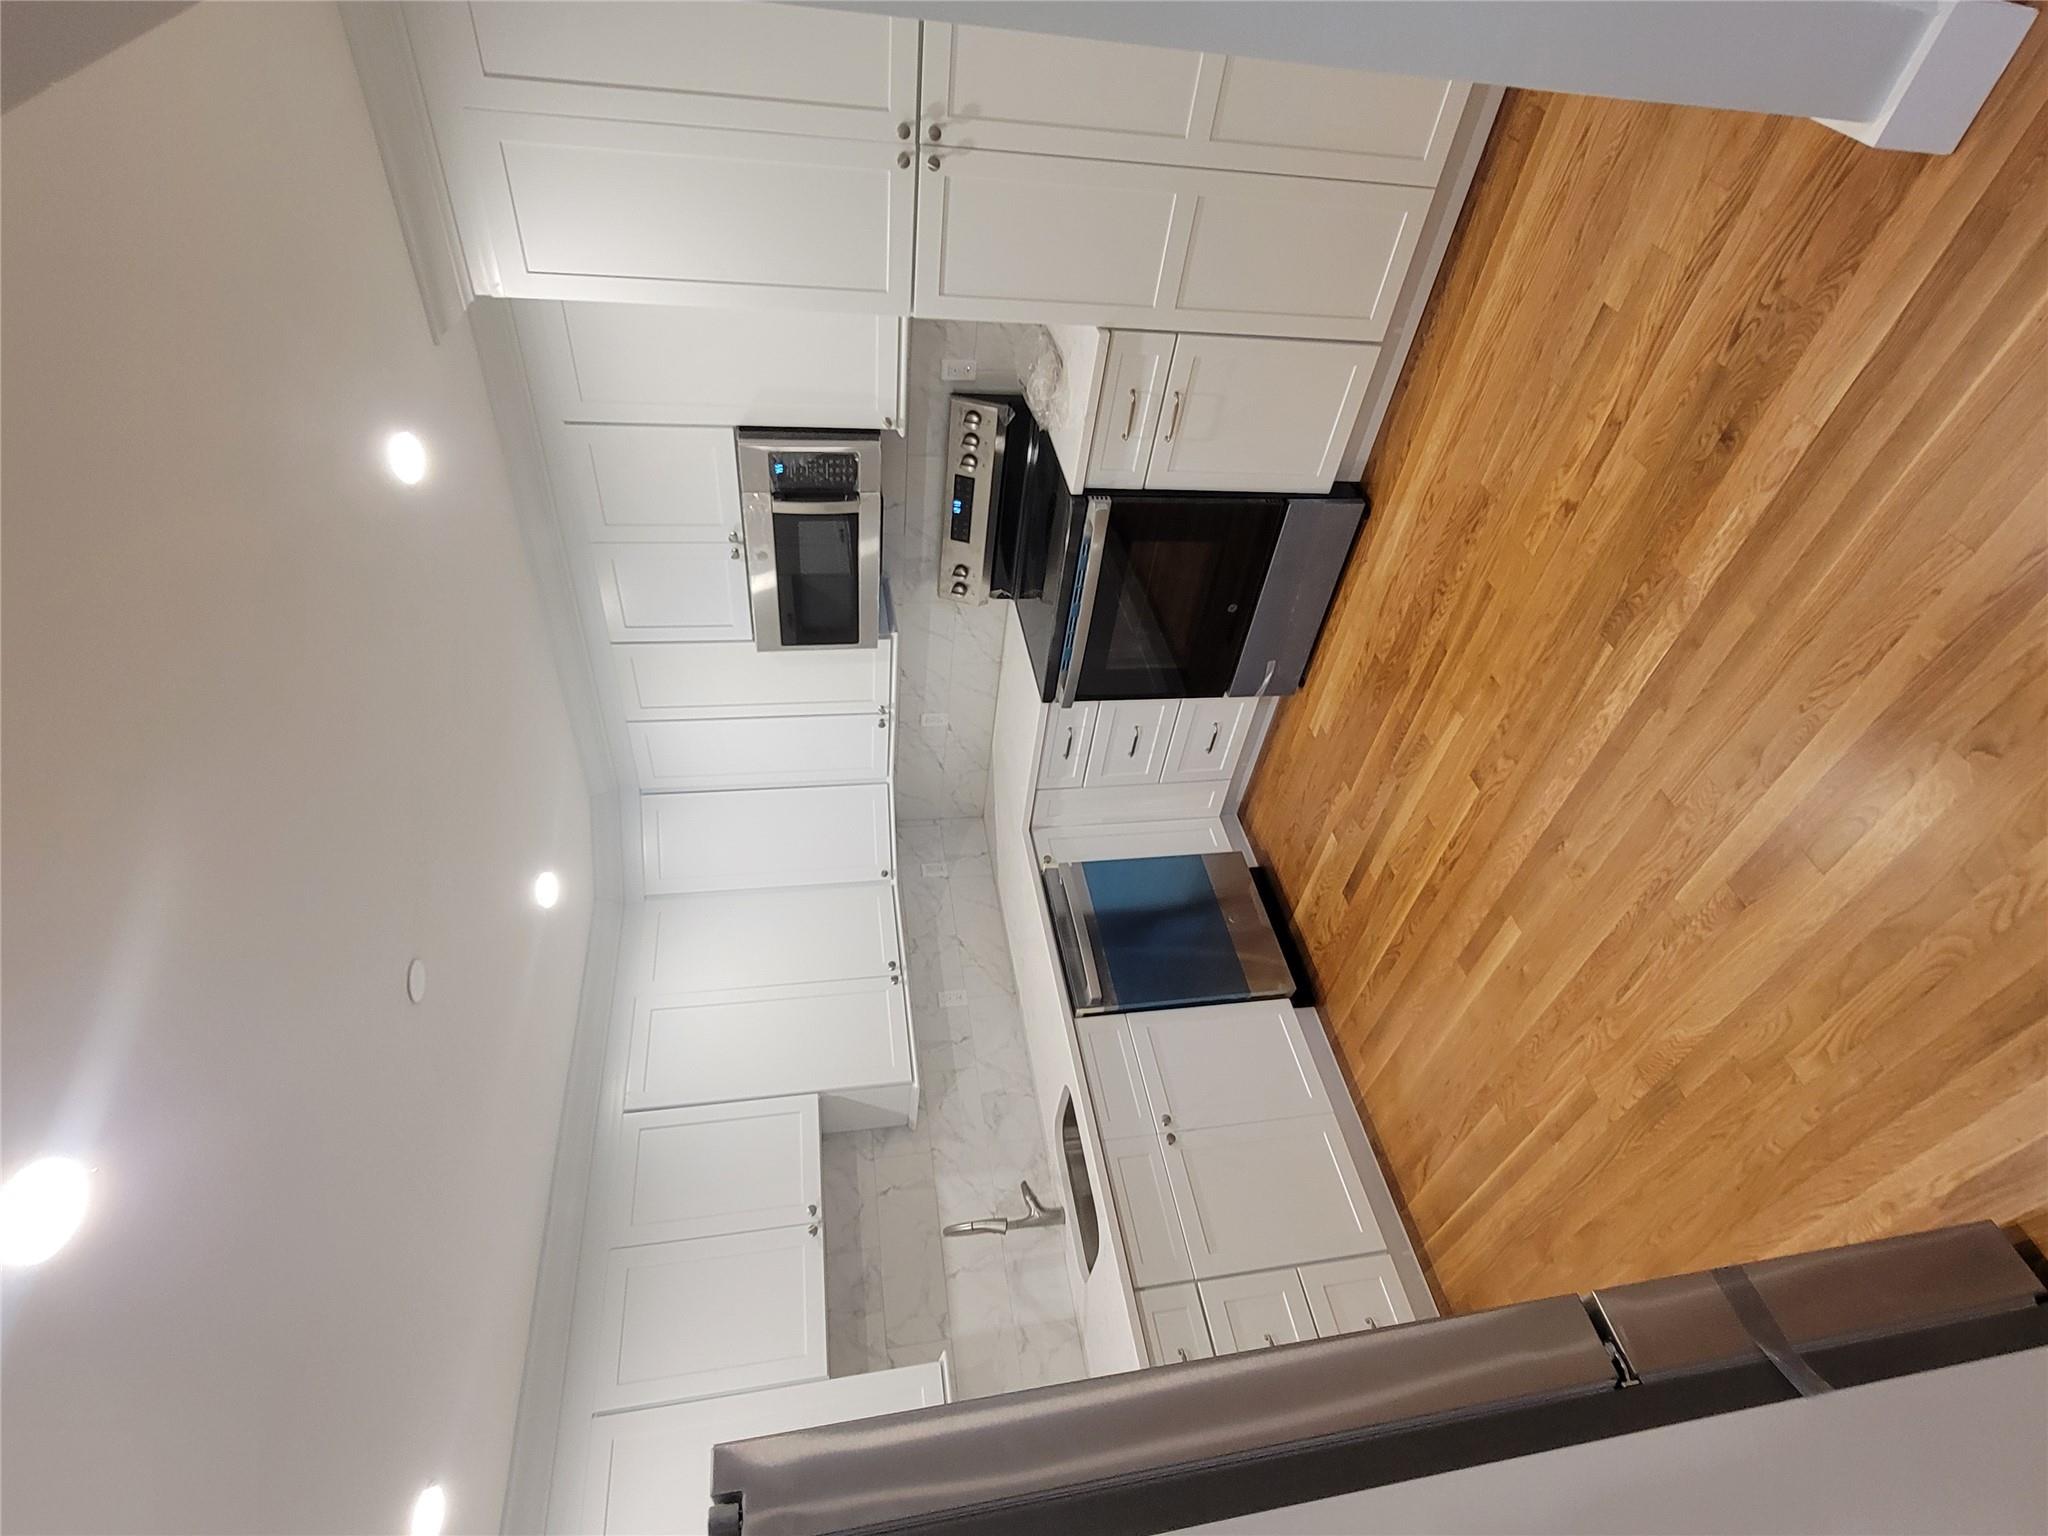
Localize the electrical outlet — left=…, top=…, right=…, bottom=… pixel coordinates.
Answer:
left=938, top=990, right=968, bottom=1009
left=940, top=356, right=977, bottom=382
left=920, top=712, right=948, bottom=732
left=921, top=861, right=947, bottom=879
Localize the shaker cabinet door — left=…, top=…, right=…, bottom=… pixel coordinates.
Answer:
left=629, top=712, right=890, bottom=791
left=1143, top=336, right=1377, bottom=494
left=1084, top=332, right=1175, bottom=490
left=1163, top=1116, right=1383, bottom=1278
left=607, top=1097, right=820, bottom=1246
left=641, top=785, right=893, bottom=893
left=593, top=542, right=752, bottom=643
left=1298, top=1253, right=1415, bottom=1338
left=1197, top=1269, right=1317, bottom=1355
left=1129, top=1002, right=1331, bottom=1132
left=1136, top=1283, right=1216, bottom=1366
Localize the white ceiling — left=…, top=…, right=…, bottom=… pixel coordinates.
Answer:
left=1, top=6, right=595, bottom=1532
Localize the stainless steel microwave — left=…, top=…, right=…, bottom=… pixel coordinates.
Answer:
left=735, top=429, right=882, bottom=650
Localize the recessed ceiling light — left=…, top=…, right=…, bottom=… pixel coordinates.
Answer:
left=384, top=430, right=428, bottom=486
left=409, top=1483, right=447, bottom=1536
left=0, top=1156, right=92, bottom=1268
left=532, top=871, right=562, bottom=910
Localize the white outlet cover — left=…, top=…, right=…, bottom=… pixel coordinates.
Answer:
left=920, top=712, right=948, bottom=731
left=940, top=357, right=976, bottom=381
left=939, top=990, right=968, bottom=1009
left=922, top=861, right=948, bottom=878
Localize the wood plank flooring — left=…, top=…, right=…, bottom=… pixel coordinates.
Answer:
left=1242, top=30, right=2048, bottom=1313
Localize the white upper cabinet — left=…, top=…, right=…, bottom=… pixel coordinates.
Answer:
left=1083, top=332, right=1175, bottom=490
left=544, top=425, right=741, bottom=542
left=638, top=885, right=902, bottom=995
left=593, top=543, right=752, bottom=643
left=625, top=979, right=910, bottom=1113
left=916, top=150, right=1428, bottom=340
left=922, top=24, right=1467, bottom=186
left=427, top=3, right=918, bottom=139
left=616, top=638, right=894, bottom=720
left=516, top=303, right=903, bottom=431
left=409, top=3, right=917, bottom=313
left=629, top=713, right=890, bottom=792
left=1142, top=336, right=1376, bottom=493
left=608, top=1098, right=821, bottom=1247
left=641, top=784, right=894, bottom=893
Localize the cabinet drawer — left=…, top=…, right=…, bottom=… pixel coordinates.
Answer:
left=592, top=1228, right=826, bottom=1412
left=608, top=1097, right=820, bottom=1245
left=629, top=712, right=890, bottom=790
left=1037, top=702, right=1097, bottom=789
left=641, top=784, right=893, bottom=893
left=1299, top=1253, right=1414, bottom=1338
left=1136, top=1283, right=1215, bottom=1366
left=1163, top=1115, right=1383, bottom=1278
left=1130, top=1002, right=1331, bottom=1132
left=626, top=980, right=910, bottom=1111
left=1083, top=699, right=1177, bottom=786
left=1101, top=1135, right=1192, bottom=1288
left=1161, top=698, right=1257, bottom=783
left=1197, top=1269, right=1316, bottom=1355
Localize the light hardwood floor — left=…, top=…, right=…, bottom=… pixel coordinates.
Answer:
left=1243, top=29, right=2048, bottom=1313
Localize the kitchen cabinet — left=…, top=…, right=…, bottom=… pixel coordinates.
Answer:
left=1083, top=699, right=1177, bottom=787
left=1033, top=817, right=1236, bottom=867
left=608, top=1098, right=820, bottom=1247
left=625, top=979, right=911, bottom=1116
left=915, top=149, right=1429, bottom=342
left=1141, top=336, right=1376, bottom=493
left=1077, top=1016, right=1156, bottom=1141
left=1136, top=1283, right=1215, bottom=1366
left=1036, top=702, right=1098, bottom=790
left=1083, top=333, right=1175, bottom=490
left=1299, top=1253, right=1415, bottom=1338
left=617, top=638, right=894, bottom=720
left=1165, top=1115, right=1384, bottom=1277
left=641, top=784, right=893, bottom=893
left=543, top=425, right=741, bottom=543
left=589, top=1226, right=826, bottom=1412
left=921, top=23, right=1468, bottom=186
left=638, top=885, right=901, bottom=995
left=516, top=302, right=904, bottom=432
left=1197, top=1269, right=1317, bottom=1354
left=1160, top=698, right=1257, bottom=783
left=593, top=543, right=752, bottom=643
left=410, top=4, right=918, bottom=140
left=1129, top=1003, right=1333, bottom=1131
left=577, top=1362, right=947, bottom=1536
left=1100, top=1135, right=1193, bottom=1288
left=628, top=712, right=891, bottom=791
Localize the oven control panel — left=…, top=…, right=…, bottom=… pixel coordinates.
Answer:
left=940, top=395, right=1010, bottom=606
left=768, top=450, right=861, bottom=500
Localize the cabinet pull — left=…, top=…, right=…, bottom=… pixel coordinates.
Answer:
left=1165, top=1131, right=1177, bottom=1146
left=897, top=121, right=913, bottom=139
left=897, top=151, right=912, bottom=169
left=1206, top=724, right=1220, bottom=754
left=729, top=545, right=741, bottom=560
left=1175, top=1348, right=1189, bottom=1363
left=1128, top=725, right=1140, bottom=758
left=928, top=123, right=943, bottom=142
left=1161, top=1113, right=1173, bottom=1128
left=1262, top=1333, right=1277, bottom=1348
left=1165, top=390, right=1184, bottom=440
left=1363, top=1318, right=1379, bottom=1330
left=927, top=154, right=941, bottom=171
left=1122, top=387, right=1138, bottom=440
left=808, top=1222, right=820, bottom=1237
left=808, top=1204, right=819, bottom=1217
left=1063, top=726, right=1075, bottom=760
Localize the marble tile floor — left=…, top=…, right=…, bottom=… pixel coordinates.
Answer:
left=820, top=816, right=1087, bottom=1399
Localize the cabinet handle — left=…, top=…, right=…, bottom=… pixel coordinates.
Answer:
left=1161, top=1113, right=1172, bottom=1128
left=1063, top=726, right=1075, bottom=760
left=808, top=1203, right=819, bottom=1217
left=1175, top=1348, right=1189, bottom=1363
left=1122, top=387, right=1138, bottom=440
left=1165, top=390, right=1184, bottom=441
left=880, top=868, right=891, bottom=879
left=1206, top=725, right=1219, bottom=754
left=1263, top=1333, right=1277, bottom=1348
left=897, top=121, right=912, bottom=139
left=729, top=545, right=741, bottom=560
left=928, top=123, right=943, bottom=142
left=888, top=959, right=899, bottom=971
left=927, top=154, right=941, bottom=171
left=1363, top=1318, right=1379, bottom=1330
left=897, top=150, right=912, bottom=169
left=1128, top=725, right=1140, bottom=758
left=808, top=1222, right=821, bottom=1237
left=1165, top=1131, right=1177, bottom=1146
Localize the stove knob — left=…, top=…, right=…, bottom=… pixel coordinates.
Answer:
left=961, top=432, right=980, bottom=449
left=950, top=581, right=970, bottom=596
left=963, top=410, right=982, bottom=427
left=959, top=453, right=977, bottom=471
left=952, top=563, right=969, bottom=578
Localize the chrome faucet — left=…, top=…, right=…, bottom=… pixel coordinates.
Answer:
left=942, top=1179, right=1064, bottom=1238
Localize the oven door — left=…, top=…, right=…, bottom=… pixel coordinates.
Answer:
left=745, top=494, right=881, bottom=650
left=1056, top=495, right=1287, bottom=702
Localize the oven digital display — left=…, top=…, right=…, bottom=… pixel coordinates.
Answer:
left=769, top=451, right=860, bottom=499
left=948, top=474, right=975, bottom=543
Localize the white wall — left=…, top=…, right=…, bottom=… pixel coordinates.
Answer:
left=1, top=6, right=595, bottom=1533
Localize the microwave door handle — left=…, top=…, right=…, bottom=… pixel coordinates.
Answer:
left=1056, top=499, right=1112, bottom=708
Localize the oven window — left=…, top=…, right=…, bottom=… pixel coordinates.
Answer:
left=1075, top=500, right=1284, bottom=698
left=772, top=510, right=860, bottom=647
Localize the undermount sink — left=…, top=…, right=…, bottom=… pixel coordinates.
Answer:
left=1060, top=1091, right=1100, bottom=1274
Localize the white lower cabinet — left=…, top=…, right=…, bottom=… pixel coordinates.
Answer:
left=1084, top=699, right=1177, bottom=787
left=629, top=711, right=890, bottom=791
left=1299, top=1252, right=1414, bottom=1336
left=1100, top=1135, right=1192, bottom=1288
left=1129, top=1002, right=1332, bottom=1132
left=592, top=1226, right=826, bottom=1413
left=1084, top=331, right=1175, bottom=489
left=1141, top=335, right=1376, bottom=493
left=608, top=1098, right=820, bottom=1247
left=1160, top=698, right=1256, bottom=783
left=1198, top=1270, right=1317, bottom=1354
left=625, top=979, right=911, bottom=1115
left=1037, top=702, right=1098, bottom=789
left=1165, top=1115, right=1384, bottom=1278
left=578, top=1362, right=948, bottom=1536
left=641, top=784, right=893, bottom=893
left=1137, top=1283, right=1215, bottom=1366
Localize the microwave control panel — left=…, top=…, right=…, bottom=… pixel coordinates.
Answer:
left=768, top=451, right=861, bottom=500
